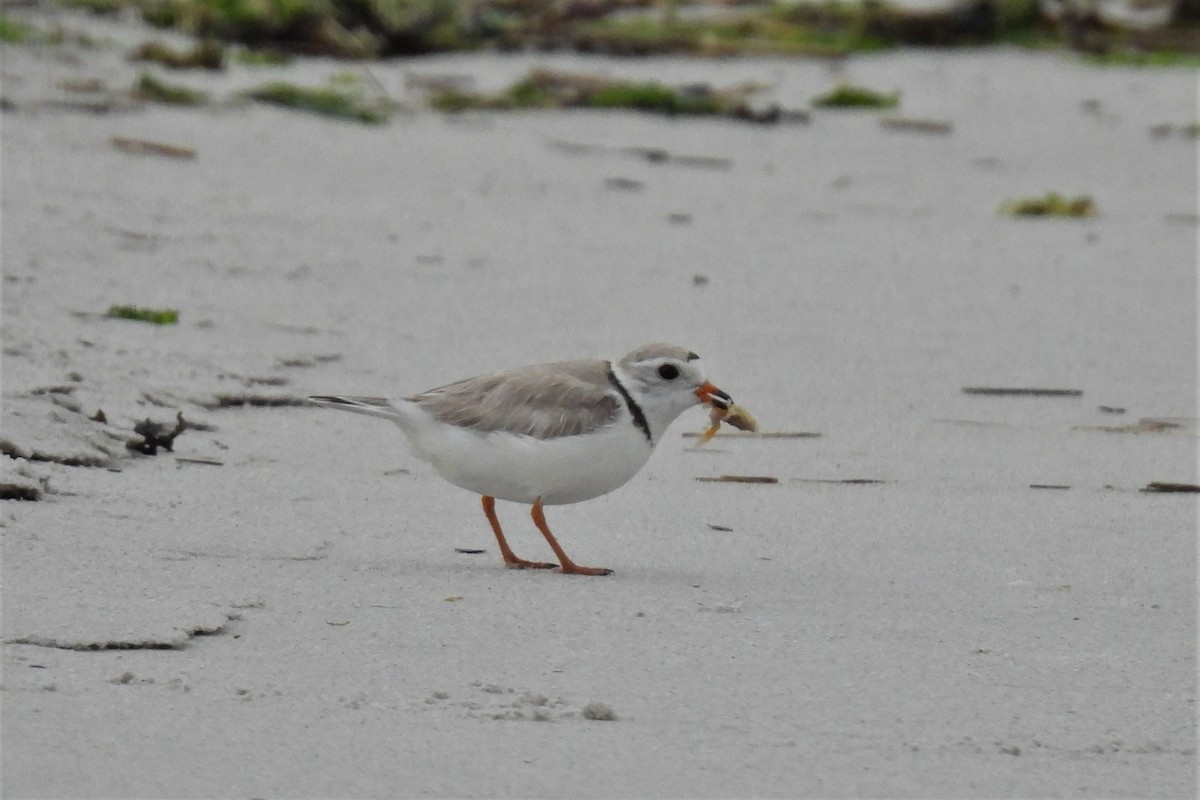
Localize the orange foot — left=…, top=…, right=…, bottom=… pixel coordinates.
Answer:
left=559, top=563, right=613, bottom=577
left=529, top=500, right=613, bottom=576
left=503, top=558, right=558, bottom=570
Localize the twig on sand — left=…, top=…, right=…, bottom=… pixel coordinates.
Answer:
left=1074, top=419, right=1184, bottom=433
left=111, top=136, right=197, bottom=159
left=1140, top=482, right=1200, bottom=493
left=696, top=475, right=779, bottom=484
left=962, top=387, right=1082, bottom=397
left=682, top=431, right=820, bottom=439
left=880, top=116, right=953, bottom=134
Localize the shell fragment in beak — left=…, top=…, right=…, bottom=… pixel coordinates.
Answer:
left=696, top=402, right=759, bottom=445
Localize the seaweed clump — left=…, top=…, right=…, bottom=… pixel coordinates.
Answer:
left=0, top=14, right=36, bottom=43
left=137, top=0, right=471, bottom=58
left=106, top=305, right=180, bottom=324
left=132, top=71, right=208, bottom=105
left=244, top=79, right=392, bottom=123
left=428, top=69, right=796, bottom=124
left=1001, top=192, right=1097, bottom=217
left=38, top=1, right=1200, bottom=61
left=131, top=38, right=225, bottom=69
left=813, top=84, right=900, bottom=109
left=588, top=82, right=724, bottom=115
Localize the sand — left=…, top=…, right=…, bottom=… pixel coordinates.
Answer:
left=1, top=6, right=1197, bottom=798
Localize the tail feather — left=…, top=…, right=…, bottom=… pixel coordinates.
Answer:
left=308, top=395, right=404, bottom=421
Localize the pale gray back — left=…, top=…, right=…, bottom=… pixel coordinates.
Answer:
left=407, top=359, right=620, bottom=440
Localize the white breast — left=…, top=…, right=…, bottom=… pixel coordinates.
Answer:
left=393, top=407, right=655, bottom=505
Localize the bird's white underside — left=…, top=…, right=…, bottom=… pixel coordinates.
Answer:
left=396, top=402, right=654, bottom=505
left=310, top=345, right=711, bottom=506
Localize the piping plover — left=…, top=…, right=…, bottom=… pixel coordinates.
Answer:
left=310, top=343, right=738, bottom=576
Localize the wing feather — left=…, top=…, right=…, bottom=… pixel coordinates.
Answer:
left=406, top=359, right=620, bottom=440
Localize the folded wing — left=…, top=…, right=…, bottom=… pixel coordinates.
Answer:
left=408, top=359, right=620, bottom=440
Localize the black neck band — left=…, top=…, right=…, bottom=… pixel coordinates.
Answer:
left=607, top=364, right=652, bottom=443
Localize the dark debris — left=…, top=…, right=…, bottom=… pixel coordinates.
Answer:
left=128, top=411, right=188, bottom=455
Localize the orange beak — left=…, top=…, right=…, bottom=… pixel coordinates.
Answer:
left=695, top=381, right=732, bottom=410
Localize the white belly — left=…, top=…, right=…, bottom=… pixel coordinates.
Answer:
left=398, top=416, right=654, bottom=505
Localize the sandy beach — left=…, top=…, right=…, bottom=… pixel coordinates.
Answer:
left=1, top=5, right=1197, bottom=797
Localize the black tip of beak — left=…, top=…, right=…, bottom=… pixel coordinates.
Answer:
left=710, top=388, right=732, bottom=409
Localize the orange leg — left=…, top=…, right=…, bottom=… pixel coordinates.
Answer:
left=530, top=499, right=613, bottom=576
left=481, top=496, right=556, bottom=570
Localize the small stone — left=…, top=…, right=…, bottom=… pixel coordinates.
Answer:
left=581, top=702, right=616, bottom=721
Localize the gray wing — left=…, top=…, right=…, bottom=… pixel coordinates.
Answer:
left=406, top=359, right=621, bottom=440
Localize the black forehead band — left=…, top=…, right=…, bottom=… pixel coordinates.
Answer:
left=686, top=352, right=699, bottom=361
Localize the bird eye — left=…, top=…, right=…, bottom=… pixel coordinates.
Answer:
left=657, top=364, right=680, bottom=380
